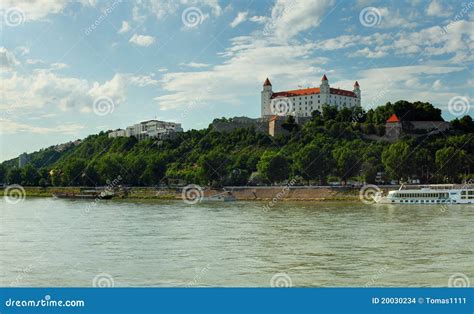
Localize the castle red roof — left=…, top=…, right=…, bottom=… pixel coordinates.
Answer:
left=354, top=81, right=359, bottom=87
left=263, top=78, right=272, bottom=86
left=270, top=87, right=356, bottom=99
left=387, top=114, right=400, bottom=123
left=322, top=74, right=328, bottom=81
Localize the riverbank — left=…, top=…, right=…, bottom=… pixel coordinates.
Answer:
left=1, top=186, right=362, bottom=201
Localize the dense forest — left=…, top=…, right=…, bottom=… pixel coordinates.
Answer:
left=1, top=101, right=473, bottom=187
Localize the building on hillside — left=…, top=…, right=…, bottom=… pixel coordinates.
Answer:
left=109, top=120, right=183, bottom=140
left=261, top=74, right=361, bottom=118
left=385, top=114, right=450, bottom=140
left=18, top=153, right=28, bottom=168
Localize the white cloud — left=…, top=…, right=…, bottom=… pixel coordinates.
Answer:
left=1, top=68, right=128, bottom=115
left=129, top=34, right=156, bottom=47
left=375, top=7, right=418, bottom=29
left=132, top=0, right=222, bottom=22
left=230, top=11, right=248, bottom=28
left=128, top=74, right=158, bottom=86
left=426, top=0, right=451, bottom=17
left=0, top=47, right=19, bottom=70
left=180, top=62, right=211, bottom=68
left=155, top=36, right=326, bottom=110
left=350, top=65, right=465, bottom=109
left=267, top=0, right=335, bottom=40
left=118, top=21, right=131, bottom=33
left=0, top=119, right=84, bottom=135
left=249, top=15, right=268, bottom=24
left=314, top=21, right=474, bottom=63
left=1, top=0, right=94, bottom=22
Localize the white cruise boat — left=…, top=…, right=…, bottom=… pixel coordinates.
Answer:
left=375, top=184, right=474, bottom=205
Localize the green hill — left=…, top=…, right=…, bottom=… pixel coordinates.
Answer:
left=1, top=101, right=473, bottom=187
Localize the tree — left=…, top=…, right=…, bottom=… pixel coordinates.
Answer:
left=62, top=159, right=86, bottom=186
left=6, top=168, right=22, bottom=184
left=435, top=147, right=467, bottom=183
left=198, top=151, right=229, bottom=186
left=294, top=144, right=331, bottom=184
left=257, top=151, right=289, bottom=184
left=0, top=164, right=6, bottom=183
left=281, top=115, right=298, bottom=132
left=382, top=142, right=412, bottom=181
left=332, top=142, right=361, bottom=184
left=141, top=157, right=166, bottom=186
left=21, top=164, right=39, bottom=186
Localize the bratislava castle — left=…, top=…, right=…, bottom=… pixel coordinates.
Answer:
left=261, top=74, right=361, bottom=117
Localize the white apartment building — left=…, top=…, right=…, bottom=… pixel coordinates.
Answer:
left=261, top=74, right=361, bottom=117
left=109, top=120, right=183, bottom=140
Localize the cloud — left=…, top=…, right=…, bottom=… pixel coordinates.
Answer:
left=267, top=0, right=335, bottom=40
left=132, top=0, right=222, bottom=22
left=155, top=36, right=326, bottom=110
left=1, top=68, right=127, bottom=114
left=0, top=119, right=84, bottom=135
left=426, top=0, right=451, bottom=17
left=180, top=62, right=211, bottom=68
left=118, top=21, right=131, bottom=33
left=314, top=21, right=474, bottom=63
left=128, top=74, right=158, bottom=86
left=129, top=34, right=156, bottom=46
left=0, top=47, right=19, bottom=70
left=230, top=11, right=248, bottom=28
left=349, top=65, right=465, bottom=109
left=249, top=15, right=268, bottom=24
left=1, top=0, right=94, bottom=22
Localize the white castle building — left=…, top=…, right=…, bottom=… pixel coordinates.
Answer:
left=261, top=74, right=361, bottom=117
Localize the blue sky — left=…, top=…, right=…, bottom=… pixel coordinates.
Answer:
left=0, top=0, right=473, bottom=161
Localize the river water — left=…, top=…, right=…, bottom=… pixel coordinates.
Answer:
left=1, top=197, right=472, bottom=287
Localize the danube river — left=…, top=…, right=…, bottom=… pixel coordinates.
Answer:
left=1, top=197, right=473, bottom=287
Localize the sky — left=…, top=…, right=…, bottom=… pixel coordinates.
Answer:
left=0, top=0, right=473, bottom=161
